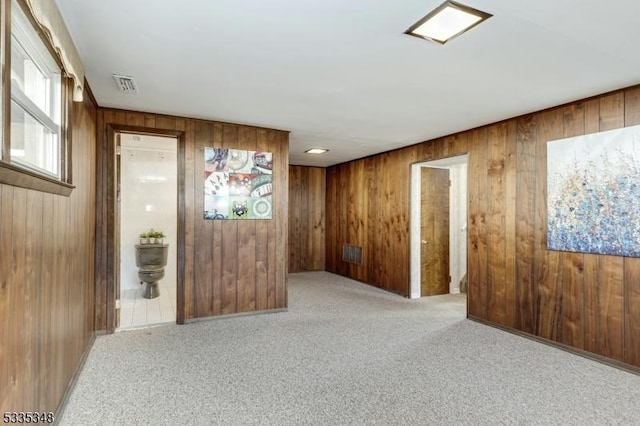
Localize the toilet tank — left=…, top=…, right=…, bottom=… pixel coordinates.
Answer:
left=135, top=244, right=169, bottom=267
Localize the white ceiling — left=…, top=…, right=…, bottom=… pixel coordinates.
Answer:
left=54, top=0, right=640, bottom=167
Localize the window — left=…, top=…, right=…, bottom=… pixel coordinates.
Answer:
left=0, top=0, right=72, bottom=195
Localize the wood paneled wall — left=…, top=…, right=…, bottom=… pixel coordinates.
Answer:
left=95, top=109, right=289, bottom=331
left=0, top=90, right=97, bottom=413
left=326, top=85, right=640, bottom=368
left=288, top=166, right=325, bottom=272
left=326, top=148, right=419, bottom=294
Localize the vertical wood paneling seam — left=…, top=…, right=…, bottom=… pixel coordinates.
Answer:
left=532, top=114, right=541, bottom=336
left=577, top=104, right=586, bottom=349
left=532, top=120, right=539, bottom=334
left=486, top=132, right=494, bottom=321
left=505, top=121, right=518, bottom=328
left=481, top=130, right=489, bottom=319
left=35, top=192, right=45, bottom=410
left=0, top=186, right=14, bottom=410
left=621, top=92, right=627, bottom=357
left=579, top=104, right=587, bottom=348
left=305, top=168, right=312, bottom=271
left=557, top=108, right=566, bottom=345
left=188, top=121, right=196, bottom=319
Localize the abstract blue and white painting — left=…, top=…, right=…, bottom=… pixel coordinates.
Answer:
left=547, top=124, right=640, bottom=257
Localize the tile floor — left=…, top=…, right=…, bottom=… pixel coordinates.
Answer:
left=118, top=282, right=176, bottom=330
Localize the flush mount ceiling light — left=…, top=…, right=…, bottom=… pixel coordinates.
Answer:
left=405, top=0, right=492, bottom=45
left=305, top=148, right=329, bottom=155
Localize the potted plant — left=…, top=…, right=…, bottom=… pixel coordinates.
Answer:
left=139, top=231, right=149, bottom=245
left=139, top=228, right=166, bottom=244
left=149, top=229, right=165, bottom=244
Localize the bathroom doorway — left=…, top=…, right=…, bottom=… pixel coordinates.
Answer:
left=409, top=154, right=468, bottom=300
left=116, top=133, right=178, bottom=330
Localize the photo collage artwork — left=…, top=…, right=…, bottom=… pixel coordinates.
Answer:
left=204, top=148, right=273, bottom=220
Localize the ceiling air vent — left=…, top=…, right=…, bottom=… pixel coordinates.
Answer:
left=112, top=74, right=138, bottom=93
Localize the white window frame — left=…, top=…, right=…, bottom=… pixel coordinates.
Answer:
left=0, top=0, right=72, bottom=196
left=10, top=0, right=62, bottom=178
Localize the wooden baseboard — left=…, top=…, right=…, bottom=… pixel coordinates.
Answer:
left=185, top=308, right=288, bottom=324
left=468, top=316, right=640, bottom=375
left=54, top=332, right=97, bottom=425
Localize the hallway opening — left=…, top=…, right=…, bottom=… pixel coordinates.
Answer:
left=410, top=154, right=468, bottom=300
left=116, top=133, right=178, bottom=330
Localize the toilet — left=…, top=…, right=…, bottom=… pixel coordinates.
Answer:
left=135, top=244, right=169, bottom=299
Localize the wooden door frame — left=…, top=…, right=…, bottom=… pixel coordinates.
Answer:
left=409, top=154, right=469, bottom=299
left=101, top=123, right=186, bottom=332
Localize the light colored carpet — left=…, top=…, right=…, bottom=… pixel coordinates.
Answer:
left=60, top=272, right=640, bottom=425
